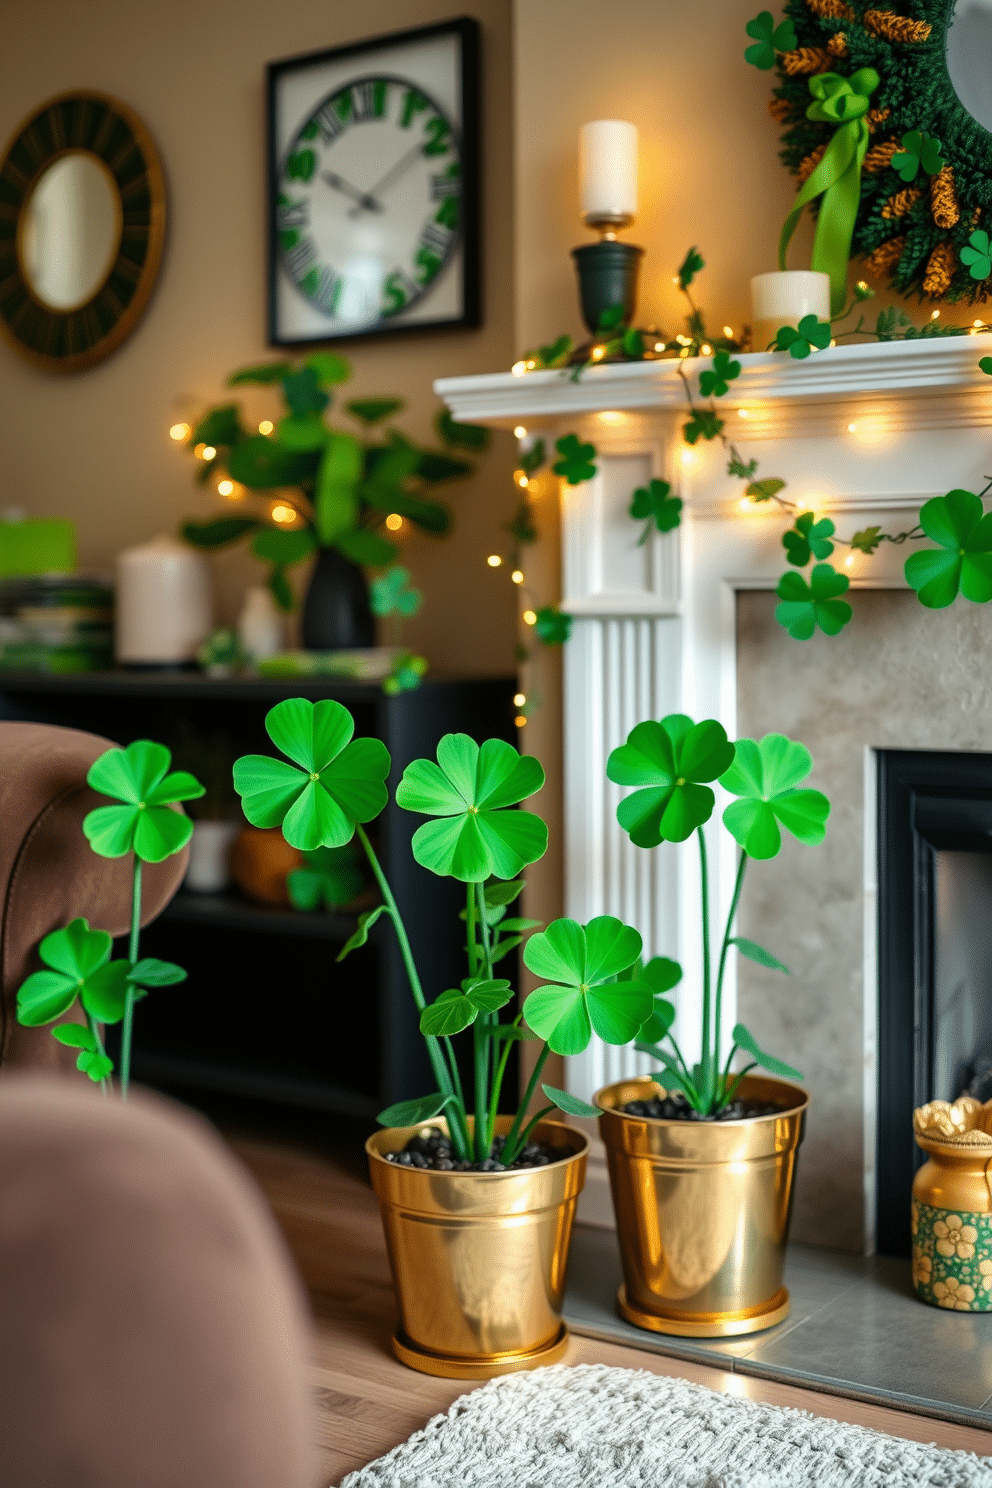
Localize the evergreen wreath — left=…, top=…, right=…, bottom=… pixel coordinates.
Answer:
left=767, top=0, right=992, bottom=302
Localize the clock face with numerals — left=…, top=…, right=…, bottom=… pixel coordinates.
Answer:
left=276, top=75, right=462, bottom=331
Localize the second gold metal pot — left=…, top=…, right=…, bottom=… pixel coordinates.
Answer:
left=367, top=1115, right=588, bottom=1378
left=596, top=1074, right=808, bottom=1337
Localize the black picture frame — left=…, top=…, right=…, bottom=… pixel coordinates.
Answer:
left=266, top=16, right=481, bottom=347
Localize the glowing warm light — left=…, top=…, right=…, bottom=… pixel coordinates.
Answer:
left=511, top=569, right=524, bottom=585
left=737, top=408, right=750, bottom=420
left=271, top=504, right=295, bottom=524
left=258, top=419, right=274, bottom=435
left=672, top=275, right=680, bottom=285
left=654, top=341, right=665, bottom=351
left=856, top=281, right=869, bottom=295
left=829, top=339, right=836, bottom=348
left=511, top=360, right=528, bottom=376
left=701, top=344, right=712, bottom=356
left=514, top=471, right=530, bottom=488
left=193, top=443, right=207, bottom=459
left=487, top=554, right=502, bottom=567
left=848, top=422, right=858, bottom=433
left=849, top=413, right=887, bottom=444
left=598, top=410, right=626, bottom=425
left=722, top=325, right=734, bottom=339
left=931, top=309, right=940, bottom=320
left=675, top=334, right=691, bottom=345
left=385, top=513, right=403, bottom=531
left=845, top=554, right=854, bottom=567
left=526, top=358, right=537, bottom=370
left=513, top=425, right=527, bottom=439
left=679, top=447, right=696, bottom=467
left=202, top=446, right=217, bottom=461
left=217, top=479, right=235, bottom=496
left=679, top=347, right=690, bottom=359
left=739, top=497, right=753, bottom=511
left=591, top=345, right=606, bottom=361
left=514, top=715, right=527, bottom=728
left=523, top=609, right=537, bottom=626
left=514, top=692, right=526, bottom=707
left=975, top=320, right=984, bottom=328
left=169, top=422, right=190, bottom=442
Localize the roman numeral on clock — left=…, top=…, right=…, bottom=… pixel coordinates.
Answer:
left=315, top=103, right=345, bottom=144
left=284, top=236, right=317, bottom=280
left=430, top=173, right=460, bottom=201
left=277, top=200, right=309, bottom=229
left=351, top=80, right=387, bottom=122
left=419, top=222, right=451, bottom=255
left=312, top=265, right=342, bottom=317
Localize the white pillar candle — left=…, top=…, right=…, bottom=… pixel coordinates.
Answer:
left=579, top=120, right=638, bottom=221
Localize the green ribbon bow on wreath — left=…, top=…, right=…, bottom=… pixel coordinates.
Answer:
left=778, top=68, right=880, bottom=315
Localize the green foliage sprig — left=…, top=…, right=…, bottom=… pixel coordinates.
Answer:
left=608, top=717, right=829, bottom=1114
left=16, top=741, right=202, bottom=1093
left=178, top=355, right=489, bottom=613
left=233, top=698, right=650, bottom=1166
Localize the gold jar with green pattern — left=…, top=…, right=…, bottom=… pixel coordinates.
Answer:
left=912, top=1096, right=992, bottom=1312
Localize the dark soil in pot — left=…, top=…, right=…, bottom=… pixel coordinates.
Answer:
left=620, top=1092, right=786, bottom=1122
left=384, top=1127, right=564, bottom=1172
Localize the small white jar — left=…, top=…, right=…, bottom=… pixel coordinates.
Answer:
left=238, top=585, right=284, bottom=662
left=750, top=270, right=831, bottom=352
left=115, top=534, right=212, bottom=665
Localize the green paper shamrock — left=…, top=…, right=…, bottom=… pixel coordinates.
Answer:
left=287, top=844, right=364, bottom=912
left=531, top=335, right=573, bottom=369
left=678, top=247, right=705, bottom=289
left=17, top=919, right=131, bottom=1027
left=637, top=955, right=682, bottom=1044
left=850, top=526, right=883, bottom=554
left=607, top=713, right=736, bottom=847
left=728, top=453, right=759, bottom=480
left=891, top=131, right=945, bottom=183
left=370, top=565, right=422, bottom=619
left=597, top=304, right=626, bottom=332
left=522, top=916, right=653, bottom=1056
left=553, top=433, right=597, bottom=485
left=904, top=489, right=992, bottom=609
left=962, top=232, right=992, bottom=282
left=775, top=564, right=853, bottom=639
left=698, top=351, right=742, bottom=398
left=720, top=734, right=830, bottom=859
left=621, top=327, right=645, bottom=359
left=746, top=477, right=786, bottom=503
left=773, top=315, right=832, bottom=360
left=629, top=479, right=683, bottom=542
left=83, top=742, right=205, bottom=862
left=981, top=357, right=992, bottom=377
left=233, top=697, right=390, bottom=851
left=744, top=10, right=797, bottom=68
left=783, top=512, right=835, bottom=566
left=396, top=734, right=548, bottom=883
left=683, top=409, right=724, bottom=444
left=51, top=1024, right=114, bottom=1082
left=534, top=606, right=572, bottom=645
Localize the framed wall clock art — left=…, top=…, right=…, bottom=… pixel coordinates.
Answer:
left=267, top=17, right=481, bottom=346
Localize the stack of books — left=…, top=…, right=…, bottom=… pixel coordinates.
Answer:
left=0, top=574, right=114, bottom=672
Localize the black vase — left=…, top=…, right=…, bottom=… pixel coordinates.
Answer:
left=301, top=546, right=375, bottom=650
left=571, top=240, right=644, bottom=335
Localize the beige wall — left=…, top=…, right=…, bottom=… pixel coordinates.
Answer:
left=0, top=0, right=517, bottom=674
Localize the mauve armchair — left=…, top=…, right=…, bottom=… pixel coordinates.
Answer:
left=0, top=722, right=188, bottom=1073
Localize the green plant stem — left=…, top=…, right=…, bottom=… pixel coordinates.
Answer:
left=698, top=826, right=714, bottom=1111
left=443, top=1036, right=465, bottom=1108
left=713, top=851, right=748, bottom=1089
left=119, top=856, right=142, bottom=1099
left=355, top=825, right=470, bottom=1156
left=466, top=883, right=479, bottom=979
left=475, top=882, right=496, bottom=1151
left=487, top=1017, right=523, bottom=1146
left=86, top=1012, right=110, bottom=1096
left=511, top=1104, right=555, bottom=1156
left=501, top=1043, right=551, bottom=1165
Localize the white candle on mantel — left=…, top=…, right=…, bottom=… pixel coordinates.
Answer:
left=579, top=120, right=638, bottom=221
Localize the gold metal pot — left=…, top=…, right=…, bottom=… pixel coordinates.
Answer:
left=596, top=1074, right=808, bottom=1338
left=911, top=1096, right=992, bottom=1311
left=366, top=1116, right=588, bottom=1379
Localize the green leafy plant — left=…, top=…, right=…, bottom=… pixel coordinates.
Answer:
left=178, top=353, right=489, bottom=613
left=608, top=716, right=830, bottom=1114
left=233, top=699, right=651, bottom=1166
left=287, top=844, right=365, bottom=912
left=905, top=491, right=992, bottom=609
left=533, top=605, right=573, bottom=645
left=743, top=10, right=797, bottom=69
left=16, top=742, right=200, bottom=1093
left=775, top=564, right=853, bottom=639
left=772, top=315, right=832, bottom=360
left=783, top=512, right=835, bottom=566
left=552, top=433, right=597, bottom=485
left=698, top=351, right=741, bottom=398
left=630, top=479, right=683, bottom=543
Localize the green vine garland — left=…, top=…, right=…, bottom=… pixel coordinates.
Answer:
left=770, top=0, right=992, bottom=302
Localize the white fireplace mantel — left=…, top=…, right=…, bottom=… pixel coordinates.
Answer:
left=437, top=336, right=992, bottom=1240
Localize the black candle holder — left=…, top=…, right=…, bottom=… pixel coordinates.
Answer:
left=571, top=240, right=644, bottom=336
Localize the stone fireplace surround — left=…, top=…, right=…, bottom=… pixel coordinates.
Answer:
left=438, top=337, right=992, bottom=1253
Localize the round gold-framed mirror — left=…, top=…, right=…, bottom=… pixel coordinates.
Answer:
left=0, top=91, right=166, bottom=372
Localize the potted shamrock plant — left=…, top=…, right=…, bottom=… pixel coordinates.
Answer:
left=232, top=697, right=653, bottom=1377
left=16, top=741, right=203, bottom=1094
left=595, top=714, right=830, bottom=1339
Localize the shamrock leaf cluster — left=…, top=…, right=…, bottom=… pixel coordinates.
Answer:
left=775, top=564, right=853, bottom=639
left=891, top=131, right=945, bottom=184
left=773, top=315, right=831, bottom=360
left=744, top=9, right=797, bottom=68
left=84, top=741, right=205, bottom=862
left=553, top=433, right=597, bottom=485
left=678, top=247, right=705, bottom=288
left=698, top=351, right=741, bottom=399
left=522, top=916, right=652, bottom=1056
left=370, top=565, right=422, bottom=619
left=962, top=231, right=992, bottom=282
left=783, top=512, right=835, bottom=567
left=746, top=477, right=786, bottom=503
left=534, top=605, right=573, bottom=645
left=905, top=490, right=992, bottom=609
left=720, top=735, right=830, bottom=859
left=396, top=734, right=548, bottom=882
left=629, top=478, right=683, bottom=541
left=606, top=714, right=735, bottom=845
left=683, top=409, right=724, bottom=444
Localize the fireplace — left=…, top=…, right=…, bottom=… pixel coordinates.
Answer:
left=877, top=748, right=992, bottom=1257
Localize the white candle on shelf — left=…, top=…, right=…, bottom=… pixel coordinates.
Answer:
left=579, top=120, right=638, bottom=223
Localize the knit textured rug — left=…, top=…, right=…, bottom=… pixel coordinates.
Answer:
left=338, top=1363, right=992, bottom=1488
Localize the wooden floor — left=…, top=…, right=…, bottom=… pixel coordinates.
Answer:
left=227, top=1123, right=992, bottom=1488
